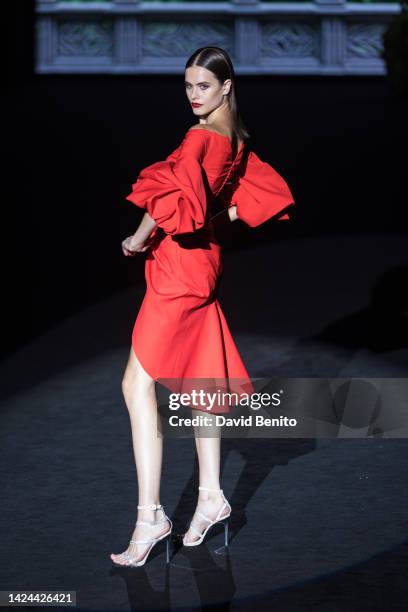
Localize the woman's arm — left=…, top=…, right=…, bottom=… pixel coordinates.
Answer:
left=135, top=211, right=157, bottom=241
left=122, top=212, right=157, bottom=256
left=125, top=129, right=208, bottom=235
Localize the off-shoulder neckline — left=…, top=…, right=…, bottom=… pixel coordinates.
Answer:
left=188, top=127, right=244, bottom=161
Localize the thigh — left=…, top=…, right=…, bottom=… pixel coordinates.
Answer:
left=124, top=346, right=155, bottom=388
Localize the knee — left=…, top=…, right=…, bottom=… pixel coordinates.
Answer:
left=121, top=374, right=132, bottom=400
left=121, top=372, right=137, bottom=400
left=121, top=371, right=154, bottom=404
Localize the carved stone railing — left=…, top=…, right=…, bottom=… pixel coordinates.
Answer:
left=35, top=0, right=401, bottom=74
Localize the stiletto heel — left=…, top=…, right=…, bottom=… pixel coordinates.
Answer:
left=165, top=534, right=171, bottom=564
left=223, top=518, right=229, bottom=547
left=111, top=503, right=173, bottom=568
left=183, top=486, right=232, bottom=547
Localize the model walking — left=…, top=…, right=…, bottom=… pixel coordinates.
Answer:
left=111, top=46, right=295, bottom=567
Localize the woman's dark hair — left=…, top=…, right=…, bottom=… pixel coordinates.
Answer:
left=185, top=46, right=250, bottom=143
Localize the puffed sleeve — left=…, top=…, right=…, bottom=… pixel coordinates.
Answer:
left=229, top=150, right=295, bottom=227
left=125, top=130, right=209, bottom=235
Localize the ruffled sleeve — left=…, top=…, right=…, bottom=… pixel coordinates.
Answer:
left=125, top=129, right=209, bottom=235
left=229, top=150, right=295, bottom=227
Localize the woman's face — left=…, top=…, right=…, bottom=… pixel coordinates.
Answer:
left=185, top=65, right=230, bottom=117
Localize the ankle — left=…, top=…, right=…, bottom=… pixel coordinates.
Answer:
left=198, top=489, right=222, bottom=503
left=138, top=509, right=158, bottom=520
left=137, top=502, right=163, bottom=523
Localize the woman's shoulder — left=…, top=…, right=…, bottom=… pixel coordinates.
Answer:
left=187, top=124, right=229, bottom=138
left=187, top=123, right=246, bottom=155
left=185, top=124, right=214, bottom=143
left=188, top=124, right=207, bottom=132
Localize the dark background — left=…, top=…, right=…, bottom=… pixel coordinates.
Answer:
left=1, top=5, right=408, bottom=610
left=3, top=0, right=405, bottom=361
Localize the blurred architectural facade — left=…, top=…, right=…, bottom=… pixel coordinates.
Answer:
left=35, top=0, right=400, bottom=74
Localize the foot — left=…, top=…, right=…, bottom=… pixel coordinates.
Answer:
left=183, top=490, right=231, bottom=545
left=111, top=507, right=171, bottom=566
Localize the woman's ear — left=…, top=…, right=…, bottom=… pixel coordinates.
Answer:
left=223, top=79, right=232, bottom=96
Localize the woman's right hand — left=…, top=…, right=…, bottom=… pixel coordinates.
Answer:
left=122, top=234, right=151, bottom=256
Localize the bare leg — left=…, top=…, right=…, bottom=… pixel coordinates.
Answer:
left=183, top=411, right=230, bottom=544
left=110, top=347, right=171, bottom=565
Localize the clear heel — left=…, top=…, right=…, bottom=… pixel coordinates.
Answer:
left=223, top=517, right=229, bottom=548
left=165, top=533, right=171, bottom=563
left=183, top=486, right=232, bottom=547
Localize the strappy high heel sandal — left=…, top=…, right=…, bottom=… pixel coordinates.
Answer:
left=111, top=503, right=173, bottom=567
left=182, top=486, right=231, bottom=547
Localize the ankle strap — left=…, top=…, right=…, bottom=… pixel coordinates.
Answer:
left=137, top=503, right=163, bottom=510
left=198, top=486, right=223, bottom=493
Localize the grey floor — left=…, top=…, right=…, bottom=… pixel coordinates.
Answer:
left=0, top=232, right=407, bottom=611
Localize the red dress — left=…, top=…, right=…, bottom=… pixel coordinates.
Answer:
left=125, top=128, right=295, bottom=412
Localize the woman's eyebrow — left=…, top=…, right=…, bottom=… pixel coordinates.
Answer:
left=185, top=81, right=211, bottom=85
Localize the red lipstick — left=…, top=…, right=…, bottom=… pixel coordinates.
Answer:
left=192, top=103, right=202, bottom=108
